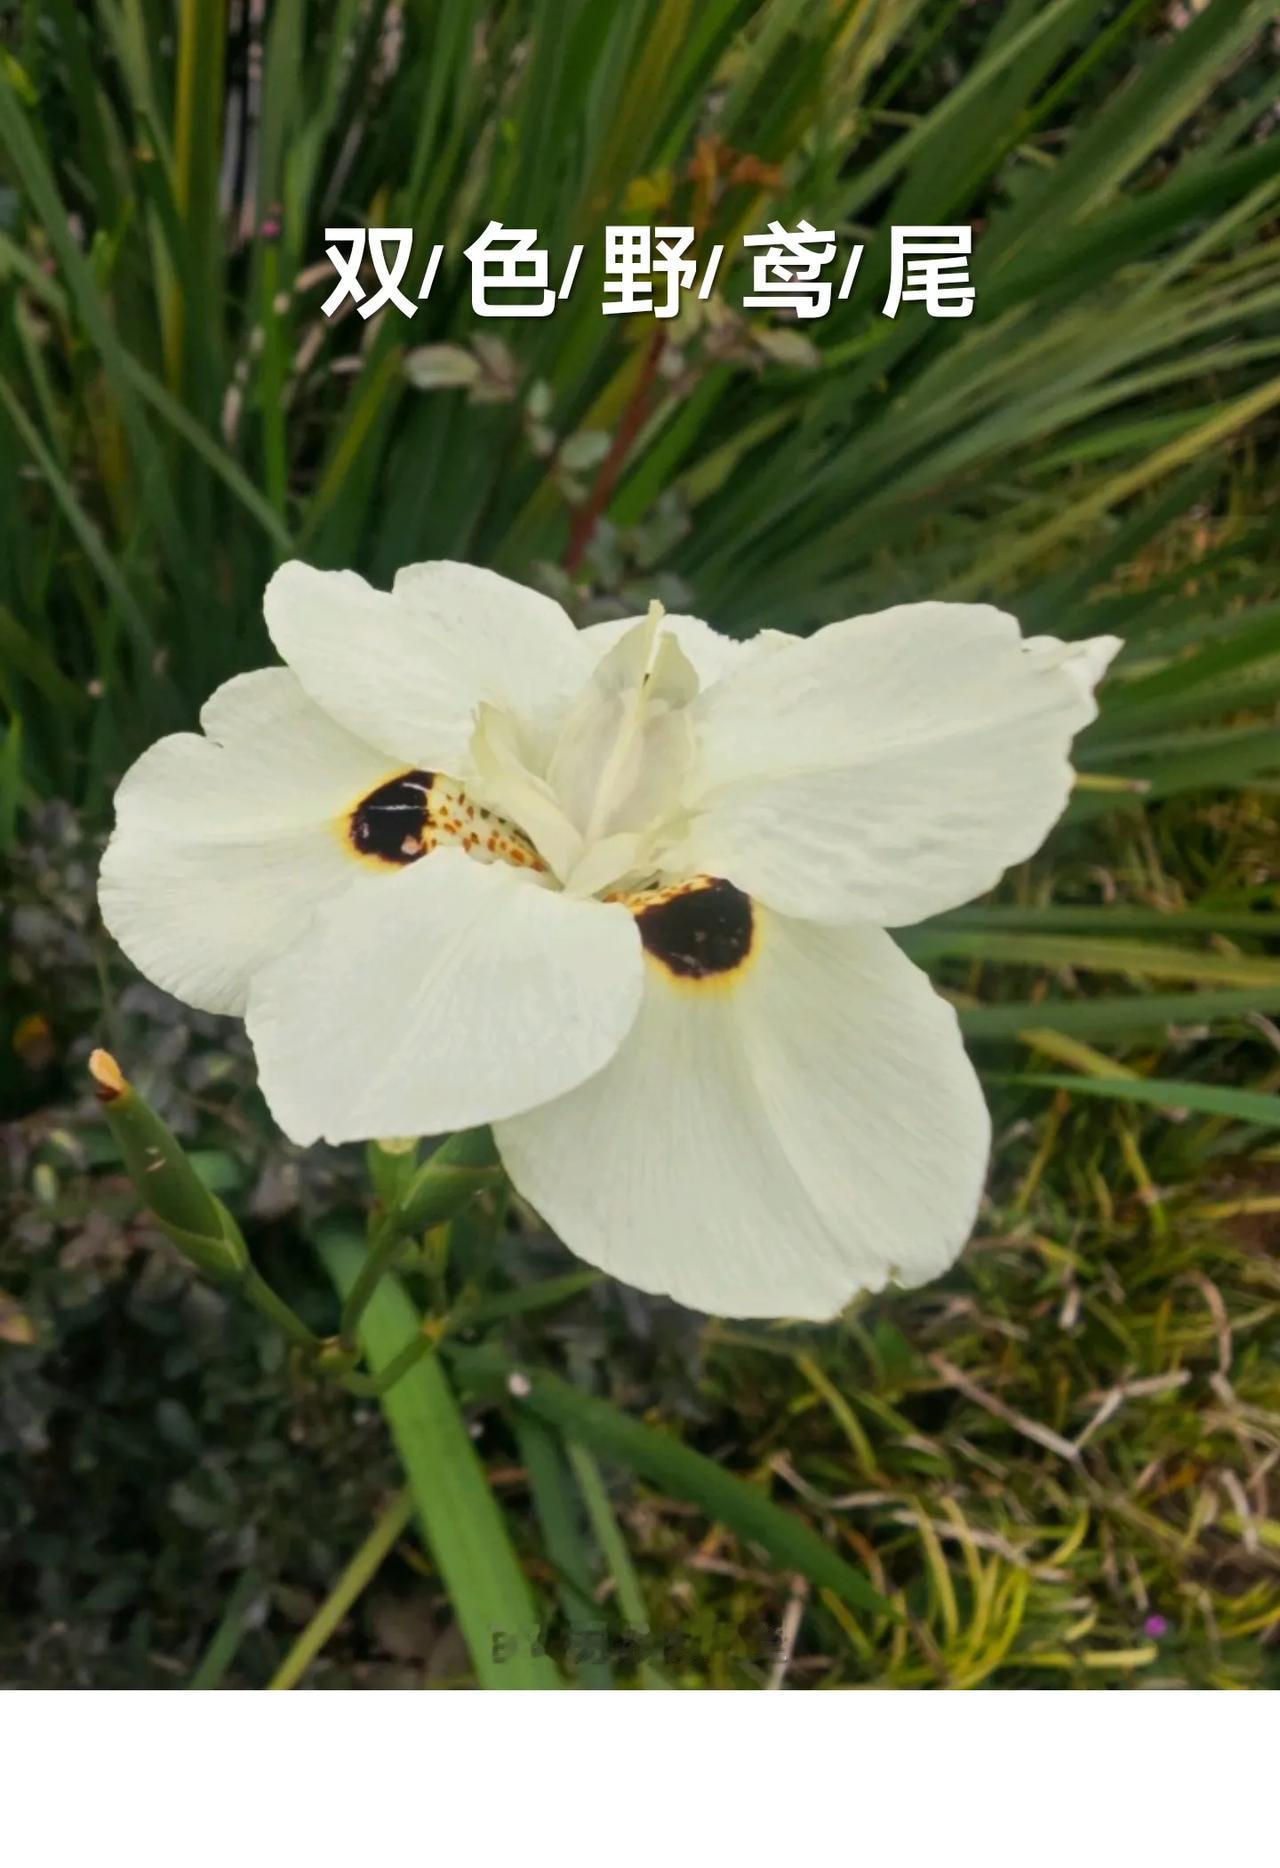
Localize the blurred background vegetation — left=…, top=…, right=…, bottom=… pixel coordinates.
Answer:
left=1, top=0, right=1279, bottom=1687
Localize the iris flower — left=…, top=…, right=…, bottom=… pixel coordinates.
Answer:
left=100, top=563, right=1118, bottom=1319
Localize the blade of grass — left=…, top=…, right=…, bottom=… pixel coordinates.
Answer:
left=565, top=1441, right=671, bottom=1688
left=0, top=603, right=89, bottom=714
left=511, top=1414, right=614, bottom=1689
left=0, top=70, right=195, bottom=602
left=903, top=930, right=1280, bottom=988
left=935, top=906, right=1280, bottom=938
left=959, top=988, right=1280, bottom=1041
left=1005, top=1073, right=1280, bottom=1128
left=187, top=1565, right=264, bottom=1690
left=168, top=0, right=226, bottom=408
left=0, top=377, right=154, bottom=651
left=948, top=370, right=1280, bottom=596
left=267, top=1489, right=414, bottom=1691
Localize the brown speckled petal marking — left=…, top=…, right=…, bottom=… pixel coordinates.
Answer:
left=344, top=769, right=546, bottom=872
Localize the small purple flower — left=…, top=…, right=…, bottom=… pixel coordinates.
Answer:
left=1143, top=1614, right=1170, bottom=1639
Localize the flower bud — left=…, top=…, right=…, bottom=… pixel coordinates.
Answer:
left=366, top=1135, right=421, bottom=1208
left=392, top=1127, right=502, bottom=1234
left=89, top=1049, right=249, bottom=1283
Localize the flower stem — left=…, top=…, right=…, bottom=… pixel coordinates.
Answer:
left=342, top=1320, right=442, bottom=1398
left=338, top=1216, right=406, bottom=1351
left=239, top=1265, right=325, bottom=1353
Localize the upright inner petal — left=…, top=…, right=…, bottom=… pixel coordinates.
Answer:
left=554, top=601, right=696, bottom=843
left=467, top=601, right=702, bottom=899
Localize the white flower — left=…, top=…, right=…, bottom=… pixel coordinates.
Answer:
left=99, top=562, right=1120, bottom=1320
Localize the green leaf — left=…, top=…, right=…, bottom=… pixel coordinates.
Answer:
left=564, top=1440, right=670, bottom=1688
left=187, top=1567, right=265, bottom=1691
left=1005, top=1073, right=1280, bottom=1128
left=903, top=930, right=1280, bottom=988
left=450, top=1347, right=894, bottom=1621
left=316, top=1227, right=563, bottom=1690
left=511, top=1415, right=614, bottom=1689
left=960, top=988, right=1280, bottom=1041
left=935, top=905, right=1280, bottom=938
left=0, top=377, right=155, bottom=655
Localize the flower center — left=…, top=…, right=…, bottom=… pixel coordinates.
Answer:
left=344, top=770, right=757, bottom=988
left=467, top=601, right=699, bottom=898
left=345, top=604, right=705, bottom=902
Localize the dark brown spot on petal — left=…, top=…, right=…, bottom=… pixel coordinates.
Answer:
left=350, top=770, right=433, bottom=865
left=634, top=877, right=754, bottom=980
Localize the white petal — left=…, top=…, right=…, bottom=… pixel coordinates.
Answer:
left=580, top=612, right=791, bottom=689
left=265, top=560, right=590, bottom=772
left=495, top=905, right=989, bottom=1320
left=99, top=669, right=402, bottom=1016
left=669, top=604, right=1122, bottom=927
left=1023, top=633, right=1124, bottom=696
left=245, top=851, right=644, bottom=1145
left=561, top=829, right=657, bottom=899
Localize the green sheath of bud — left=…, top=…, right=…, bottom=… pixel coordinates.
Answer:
left=392, top=1127, right=502, bottom=1234
left=366, top=1136, right=421, bottom=1208
left=90, top=1050, right=249, bottom=1283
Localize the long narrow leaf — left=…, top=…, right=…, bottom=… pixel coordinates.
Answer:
left=317, top=1227, right=562, bottom=1690
left=1007, top=1073, right=1280, bottom=1128
left=450, top=1347, right=893, bottom=1619
left=959, top=988, right=1280, bottom=1041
